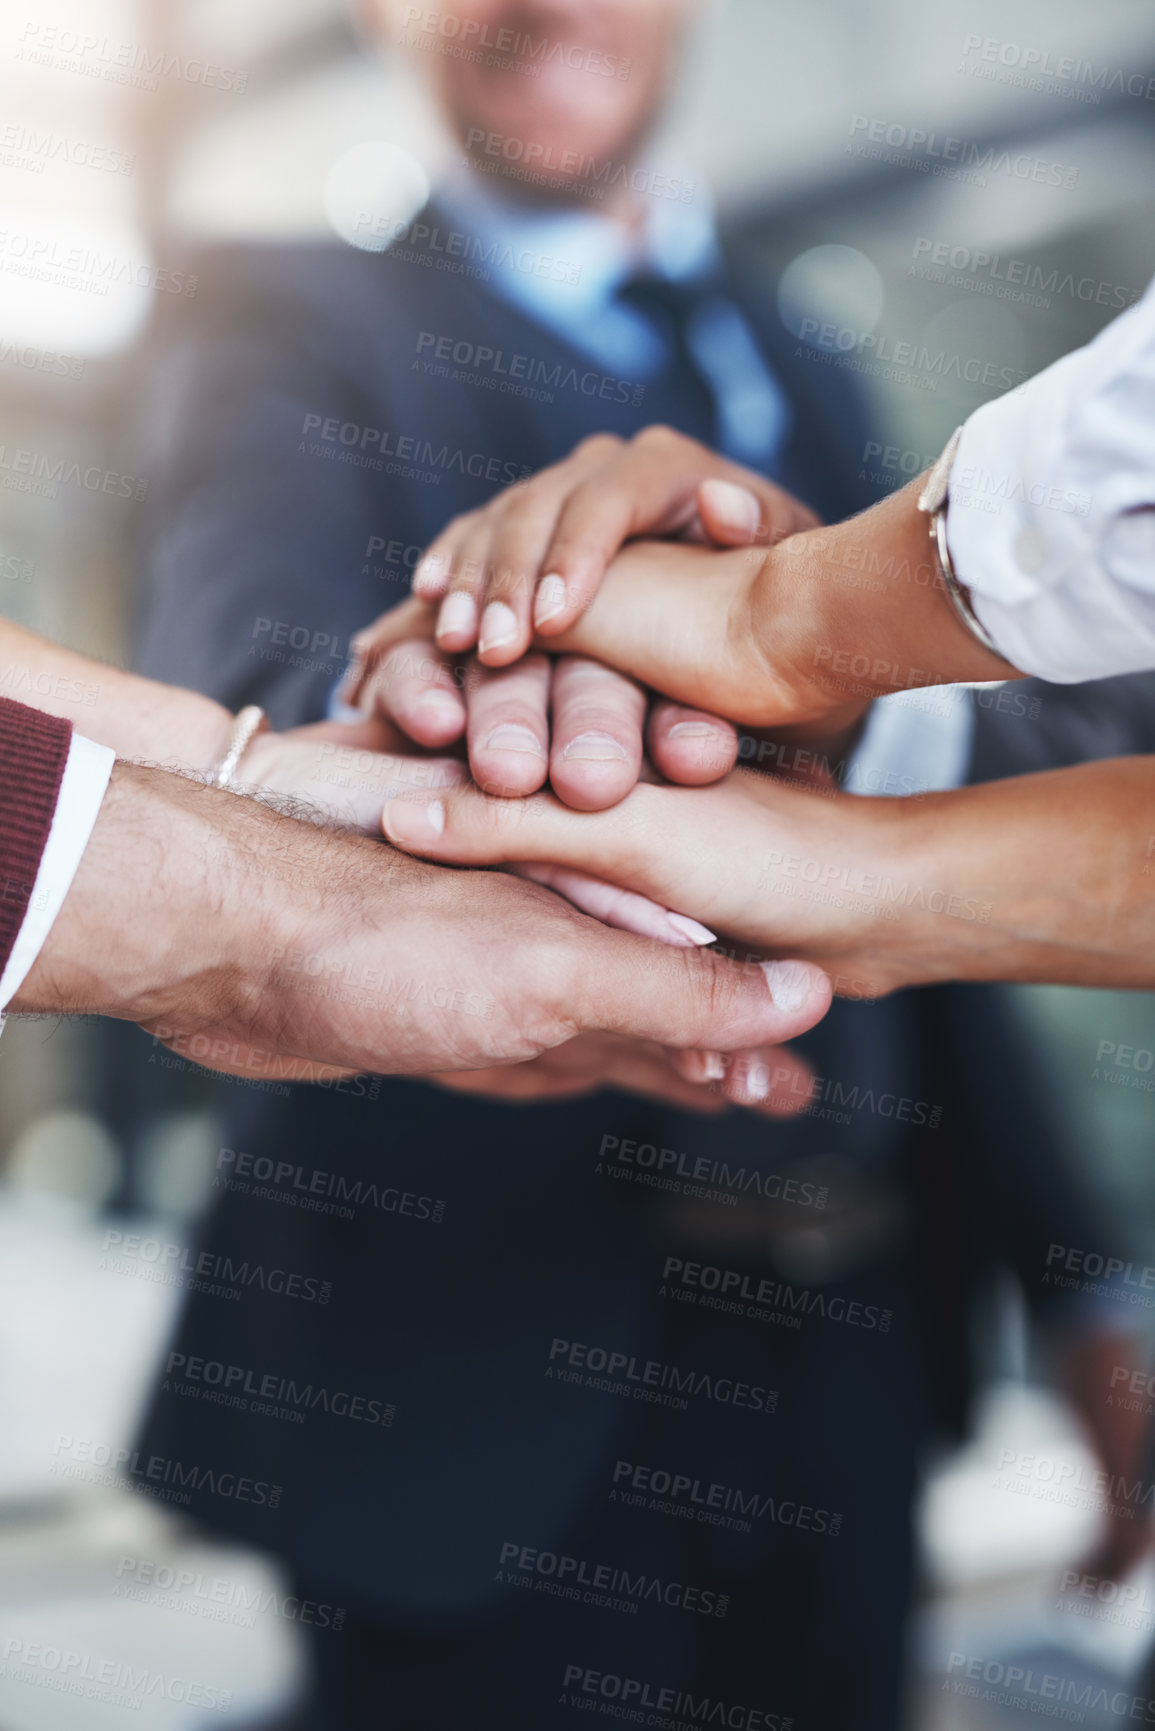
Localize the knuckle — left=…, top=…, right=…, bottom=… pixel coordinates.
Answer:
left=608, top=804, right=661, bottom=879
left=384, top=637, right=437, bottom=673
left=635, top=423, right=683, bottom=452
left=474, top=788, right=539, bottom=840
left=560, top=658, right=643, bottom=697
left=575, top=432, right=623, bottom=462
left=560, top=708, right=636, bottom=751
left=449, top=551, right=489, bottom=589
left=687, top=949, right=740, bottom=1027
left=351, top=618, right=387, bottom=650
left=502, top=500, right=559, bottom=553
left=488, top=564, right=536, bottom=605
left=438, top=509, right=477, bottom=542
left=501, top=492, right=547, bottom=534
left=527, top=945, right=585, bottom=1041
left=476, top=698, right=544, bottom=736
left=551, top=526, right=617, bottom=572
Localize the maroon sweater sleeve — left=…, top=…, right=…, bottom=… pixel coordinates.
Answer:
left=0, top=694, right=73, bottom=980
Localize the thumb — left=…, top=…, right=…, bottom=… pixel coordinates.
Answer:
left=697, top=478, right=764, bottom=546
left=698, top=477, right=823, bottom=550
left=569, top=926, right=833, bottom=1051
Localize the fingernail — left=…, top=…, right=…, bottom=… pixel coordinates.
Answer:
left=761, top=960, right=812, bottom=1015
left=561, top=731, right=628, bottom=762
left=534, top=573, right=567, bottom=626
left=437, top=592, right=477, bottom=643
left=479, top=601, right=518, bottom=654
left=413, top=555, right=446, bottom=597
left=484, top=722, right=546, bottom=758
left=668, top=722, right=724, bottom=740
left=667, top=912, right=718, bottom=946
left=702, top=1051, right=726, bottom=1081
left=383, top=796, right=445, bottom=846
left=742, top=1059, right=770, bottom=1101
left=413, top=690, right=464, bottom=729
left=706, top=479, right=761, bottom=538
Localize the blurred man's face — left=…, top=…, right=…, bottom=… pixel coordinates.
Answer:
left=381, top=0, right=691, bottom=203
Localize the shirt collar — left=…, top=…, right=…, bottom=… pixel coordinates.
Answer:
left=434, top=164, right=721, bottom=330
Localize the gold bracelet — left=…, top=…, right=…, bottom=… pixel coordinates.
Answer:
left=211, top=705, right=268, bottom=790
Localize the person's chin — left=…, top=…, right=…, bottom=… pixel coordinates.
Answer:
left=464, top=84, right=636, bottom=159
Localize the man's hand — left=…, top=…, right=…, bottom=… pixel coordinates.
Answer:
left=241, top=713, right=466, bottom=829
left=344, top=636, right=739, bottom=811
left=13, top=760, right=833, bottom=1086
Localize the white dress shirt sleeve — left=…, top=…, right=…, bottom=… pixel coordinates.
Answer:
left=0, top=732, right=115, bottom=1015
left=946, top=277, right=1155, bottom=683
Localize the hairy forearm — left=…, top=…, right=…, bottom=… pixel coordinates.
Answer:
left=12, top=760, right=276, bottom=1022
left=12, top=760, right=373, bottom=1081
left=0, top=619, right=230, bottom=772
left=863, top=758, right=1155, bottom=990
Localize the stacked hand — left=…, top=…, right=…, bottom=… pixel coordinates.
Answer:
left=2, top=618, right=831, bottom=1111
left=342, top=424, right=1015, bottom=736
left=336, top=429, right=880, bottom=969
left=25, top=759, right=829, bottom=1106
left=335, top=427, right=1155, bottom=997
left=400, top=426, right=820, bottom=663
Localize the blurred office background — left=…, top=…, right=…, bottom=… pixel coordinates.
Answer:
left=1, top=0, right=1154, bottom=1724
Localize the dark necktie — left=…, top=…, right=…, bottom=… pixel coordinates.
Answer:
left=615, top=268, right=725, bottom=448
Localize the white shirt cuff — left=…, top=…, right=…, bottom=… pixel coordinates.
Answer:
left=946, top=279, right=1155, bottom=683
left=0, top=733, right=115, bottom=1014
left=948, top=397, right=1155, bottom=682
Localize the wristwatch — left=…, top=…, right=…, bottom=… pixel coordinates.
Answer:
left=917, top=426, right=1003, bottom=657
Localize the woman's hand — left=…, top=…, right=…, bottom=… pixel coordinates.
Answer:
left=379, top=766, right=905, bottom=994
left=379, top=754, right=1155, bottom=995
left=393, top=425, right=818, bottom=666
left=538, top=484, right=1020, bottom=731
left=344, top=478, right=1021, bottom=740
left=336, top=633, right=741, bottom=809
